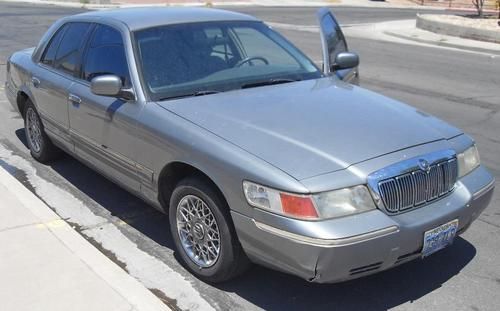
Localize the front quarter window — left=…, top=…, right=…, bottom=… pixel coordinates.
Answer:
left=134, top=21, right=321, bottom=100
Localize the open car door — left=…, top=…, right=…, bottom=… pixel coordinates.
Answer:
left=317, top=8, right=359, bottom=84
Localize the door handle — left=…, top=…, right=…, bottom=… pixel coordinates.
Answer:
left=31, top=77, right=40, bottom=88
left=68, top=94, right=82, bottom=106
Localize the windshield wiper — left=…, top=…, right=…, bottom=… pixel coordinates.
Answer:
left=193, top=90, right=220, bottom=96
left=158, top=90, right=220, bottom=101
left=241, top=78, right=299, bottom=89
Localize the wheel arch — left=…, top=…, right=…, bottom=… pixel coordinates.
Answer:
left=16, top=81, right=38, bottom=119
left=16, top=90, right=31, bottom=118
left=157, top=161, right=229, bottom=212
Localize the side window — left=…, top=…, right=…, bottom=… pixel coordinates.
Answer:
left=82, top=25, right=130, bottom=86
left=53, top=22, right=91, bottom=75
left=320, top=14, right=347, bottom=65
left=41, top=24, right=68, bottom=66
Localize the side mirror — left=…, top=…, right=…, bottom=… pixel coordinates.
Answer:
left=331, top=52, right=359, bottom=71
left=90, top=75, right=135, bottom=100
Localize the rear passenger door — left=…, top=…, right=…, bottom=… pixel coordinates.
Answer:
left=68, top=24, right=142, bottom=192
left=32, top=22, right=92, bottom=151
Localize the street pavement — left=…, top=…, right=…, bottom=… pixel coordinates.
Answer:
left=0, top=2, right=499, bottom=311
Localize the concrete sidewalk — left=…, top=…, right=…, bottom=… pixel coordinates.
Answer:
left=342, top=19, right=500, bottom=54
left=268, top=18, right=500, bottom=55
left=417, top=14, right=500, bottom=44
left=0, top=166, right=169, bottom=311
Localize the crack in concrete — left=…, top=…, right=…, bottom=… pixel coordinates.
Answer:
left=477, top=217, right=500, bottom=230
left=0, top=222, right=41, bottom=233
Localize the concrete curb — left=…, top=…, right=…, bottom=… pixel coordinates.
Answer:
left=384, top=30, right=500, bottom=54
left=0, top=167, right=170, bottom=311
left=416, top=14, right=500, bottom=44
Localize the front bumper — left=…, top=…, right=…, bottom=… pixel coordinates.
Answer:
left=232, top=165, right=495, bottom=283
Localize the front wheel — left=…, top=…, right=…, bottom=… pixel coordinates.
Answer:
left=169, top=177, right=250, bottom=283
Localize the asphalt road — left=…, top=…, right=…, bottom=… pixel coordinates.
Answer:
left=227, top=6, right=465, bottom=24
left=0, top=3, right=499, bottom=311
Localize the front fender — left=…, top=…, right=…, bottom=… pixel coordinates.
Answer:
left=135, top=102, right=309, bottom=217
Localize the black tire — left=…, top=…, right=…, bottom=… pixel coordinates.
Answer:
left=24, top=100, right=60, bottom=163
left=169, top=176, right=250, bottom=283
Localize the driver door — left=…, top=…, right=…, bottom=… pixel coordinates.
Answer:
left=316, top=8, right=358, bottom=83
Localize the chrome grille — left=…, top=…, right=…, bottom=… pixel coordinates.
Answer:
left=378, top=158, right=458, bottom=213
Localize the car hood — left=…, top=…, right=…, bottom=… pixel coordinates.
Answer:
left=156, top=77, right=462, bottom=180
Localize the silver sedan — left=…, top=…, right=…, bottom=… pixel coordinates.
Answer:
left=5, top=7, right=495, bottom=283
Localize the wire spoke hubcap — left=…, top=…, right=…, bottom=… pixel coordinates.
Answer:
left=176, top=195, right=221, bottom=268
left=26, top=108, right=42, bottom=153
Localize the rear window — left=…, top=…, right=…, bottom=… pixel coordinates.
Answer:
left=41, top=24, right=68, bottom=66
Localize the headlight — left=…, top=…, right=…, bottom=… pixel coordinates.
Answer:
left=457, top=145, right=480, bottom=178
left=312, top=185, right=376, bottom=218
left=243, top=181, right=376, bottom=220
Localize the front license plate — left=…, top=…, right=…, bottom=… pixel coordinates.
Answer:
left=422, top=219, right=459, bottom=257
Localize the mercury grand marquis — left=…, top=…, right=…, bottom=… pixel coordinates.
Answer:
left=5, top=7, right=495, bottom=283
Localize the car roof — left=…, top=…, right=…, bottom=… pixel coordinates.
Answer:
left=74, top=7, right=259, bottom=31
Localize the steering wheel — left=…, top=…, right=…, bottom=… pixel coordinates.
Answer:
left=235, top=56, right=269, bottom=67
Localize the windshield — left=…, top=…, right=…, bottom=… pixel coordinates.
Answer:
left=133, top=21, right=322, bottom=100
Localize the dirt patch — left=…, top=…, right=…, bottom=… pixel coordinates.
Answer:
left=150, top=288, right=182, bottom=311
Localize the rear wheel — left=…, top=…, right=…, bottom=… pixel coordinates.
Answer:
left=24, top=101, right=60, bottom=163
left=169, top=177, right=250, bottom=283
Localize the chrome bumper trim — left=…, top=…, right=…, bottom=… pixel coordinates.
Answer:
left=253, top=220, right=399, bottom=247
